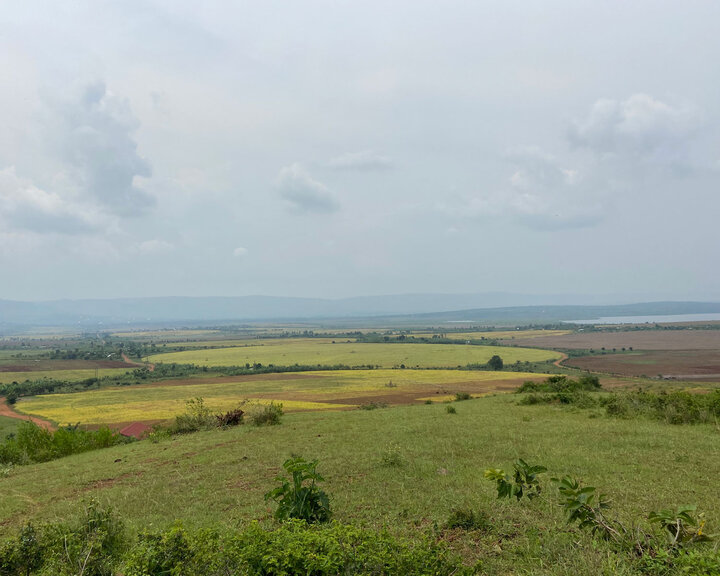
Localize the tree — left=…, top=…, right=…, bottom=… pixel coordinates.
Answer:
left=487, top=355, right=504, bottom=371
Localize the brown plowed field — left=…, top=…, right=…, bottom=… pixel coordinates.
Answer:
left=564, top=350, right=720, bottom=380
left=515, top=330, right=720, bottom=351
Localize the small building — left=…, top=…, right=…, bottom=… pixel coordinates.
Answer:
left=118, top=421, right=152, bottom=439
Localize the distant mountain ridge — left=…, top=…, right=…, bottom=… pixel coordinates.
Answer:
left=1, top=294, right=720, bottom=330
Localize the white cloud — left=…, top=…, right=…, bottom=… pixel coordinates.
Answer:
left=327, top=150, right=393, bottom=171
left=276, top=163, right=339, bottom=213
left=442, top=147, right=605, bottom=230
left=569, top=94, right=698, bottom=165
left=52, top=81, right=155, bottom=216
left=233, top=246, right=248, bottom=257
left=0, top=166, right=102, bottom=234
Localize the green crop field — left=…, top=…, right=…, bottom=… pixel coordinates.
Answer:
left=0, top=368, right=131, bottom=385
left=15, top=369, right=542, bottom=426
left=148, top=341, right=561, bottom=368
left=1, top=395, right=719, bottom=574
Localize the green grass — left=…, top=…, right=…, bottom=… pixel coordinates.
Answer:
left=0, top=368, right=130, bottom=384
left=148, top=341, right=562, bottom=368
left=0, top=415, right=19, bottom=439
left=1, top=395, right=718, bottom=573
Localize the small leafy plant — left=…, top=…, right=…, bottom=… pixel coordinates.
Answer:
left=552, top=476, right=623, bottom=541
left=264, top=457, right=331, bottom=523
left=649, top=505, right=713, bottom=548
left=484, top=459, right=547, bottom=501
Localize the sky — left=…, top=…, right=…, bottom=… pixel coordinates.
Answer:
left=1, top=0, right=719, bottom=302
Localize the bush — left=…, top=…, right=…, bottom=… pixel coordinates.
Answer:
left=264, top=457, right=331, bottom=523
left=248, top=402, right=283, bottom=426
left=125, top=520, right=467, bottom=576
left=446, top=405, right=457, bottom=414
left=454, top=392, right=471, bottom=401
left=0, top=500, right=127, bottom=576
left=517, top=375, right=601, bottom=394
left=172, top=397, right=216, bottom=434
left=215, top=408, right=244, bottom=427
left=0, top=422, right=129, bottom=466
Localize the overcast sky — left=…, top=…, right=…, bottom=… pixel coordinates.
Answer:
left=1, top=1, right=719, bottom=302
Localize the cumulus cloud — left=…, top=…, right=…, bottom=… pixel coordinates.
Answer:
left=53, top=81, right=154, bottom=216
left=569, top=93, right=697, bottom=165
left=443, top=147, right=605, bottom=230
left=327, top=150, right=394, bottom=171
left=0, top=166, right=102, bottom=234
left=276, top=163, right=339, bottom=213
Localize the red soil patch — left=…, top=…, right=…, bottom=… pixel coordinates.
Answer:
left=0, top=397, right=55, bottom=431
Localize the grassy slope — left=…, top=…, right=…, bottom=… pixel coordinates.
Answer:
left=1, top=395, right=718, bottom=573
left=148, top=342, right=562, bottom=368
left=0, top=415, right=19, bottom=439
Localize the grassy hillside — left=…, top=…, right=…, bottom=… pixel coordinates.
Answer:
left=1, top=395, right=718, bottom=573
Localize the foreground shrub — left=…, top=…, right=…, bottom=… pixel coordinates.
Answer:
left=125, top=520, right=467, bottom=576
left=265, top=456, right=331, bottom=523
left=1, top=512, right=468, bottom=575
left=172, top=397, right=216, bottom=434
left=248, top=401, right=283, bottom=426
left=517, top=374, right=601, bottom=394
left=0, top=500, right=127, bottom=576
left=602, top=389, right=720, bottom=424
left=0, top=422, right=130, bottom=466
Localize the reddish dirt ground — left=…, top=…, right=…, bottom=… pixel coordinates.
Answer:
left=514, top=330, right=720, bottom=351
left=564, top=350, right=720, bottom=380
left=0, top=397, right=55, bottom=430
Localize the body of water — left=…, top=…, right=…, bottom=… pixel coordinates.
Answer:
left=565, top=313, right=720, bottom=325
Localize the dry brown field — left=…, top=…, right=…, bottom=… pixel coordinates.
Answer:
left=514, top=329, right=720, bottom=350
left=564, top=350, right=720, bottom=380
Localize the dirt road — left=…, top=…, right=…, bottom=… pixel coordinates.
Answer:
left=0, top=397, right=55, bottom=431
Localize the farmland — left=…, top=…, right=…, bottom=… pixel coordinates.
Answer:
left=14, top=369, right=543, bottom=426
left=2, top=324, right=720, bottom=574
left=564, top=350, right=720, bottom=380
left=148, top=341, right=561, bottom=368
left=516, top=328, right=720, bottom=350
left=2, top=394, right=720, bottom=574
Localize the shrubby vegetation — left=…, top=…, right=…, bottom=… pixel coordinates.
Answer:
left=603, top=389, right=720, bottom=424
left=0, top=422, right=130, bottom=466
left=0, top=504, right=465, bottom=576
left=516, top=376, right=720, bottom=425
left=484, top=459, right=719, bottom=574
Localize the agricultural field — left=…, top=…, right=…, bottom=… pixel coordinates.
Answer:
left=565, top=350, right=720, bottom=380
left=517, top=329, right=720, bottom=350
left=148, top=341, right=561, bottom=368
left=14, top=369, right=543, bottom=426
left=1, top=395, right=719, bottom=574
left=412, top=329, right=572, bottom=340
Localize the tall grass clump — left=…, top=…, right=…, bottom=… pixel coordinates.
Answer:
left=0, top=422, right=130, bottom=466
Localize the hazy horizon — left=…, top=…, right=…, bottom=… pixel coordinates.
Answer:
left=2, top=2, right=720, bottom=302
